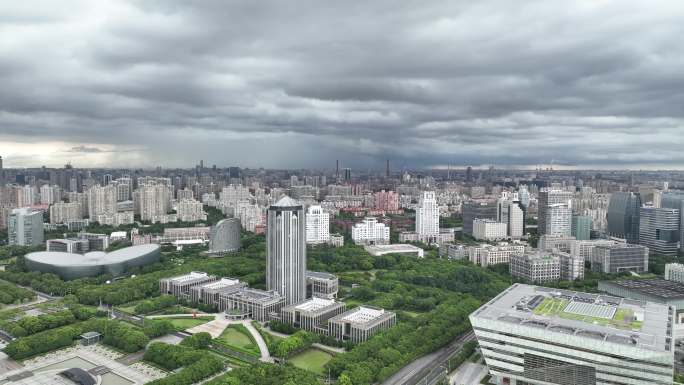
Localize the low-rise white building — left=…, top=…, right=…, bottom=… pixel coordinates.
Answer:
left=472, top=219, right=507, bottom=241
left=351, top=217, right=390, bottom=245
left=468, top=243, right=525, bottom=267
left=364, top=243, right=425, bottom=258
left=510, top=252, right=561, bottom=283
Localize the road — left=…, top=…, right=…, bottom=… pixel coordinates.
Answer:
left=450, top=361, right=488, bottom=385
left=382, top=331, right=475, bottom=385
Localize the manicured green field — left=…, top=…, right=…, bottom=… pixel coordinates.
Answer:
left=167, top=316, right=213, bottom=331
left=288, top=348, right=333, bottom=376
left=215, top=326, right=259, bottom=356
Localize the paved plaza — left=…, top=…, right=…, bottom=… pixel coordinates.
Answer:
left=0, top=344, right=167, bottom=385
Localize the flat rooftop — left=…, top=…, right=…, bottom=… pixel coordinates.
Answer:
left=602, top=278, right=684, bottom=300
left=472, top=283, right=672, bottom=353
left=331, top=306, right=392, bottom=325
left=306, top=270, right=337, bottom=280
left=168, top=271, right=210, bottom=283
left=364, top=244, right=424, bottom=256
left=227, top=288, right=282, bottom=302
left=292, top=297, right=337, bottom=312
left=201, top=278, right=240, bottom=290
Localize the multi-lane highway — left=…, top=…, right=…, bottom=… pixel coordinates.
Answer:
left=382, top=330, right=476, bottom=385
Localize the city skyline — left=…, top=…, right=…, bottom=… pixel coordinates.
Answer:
left=2, top=1, right=684, bottom=169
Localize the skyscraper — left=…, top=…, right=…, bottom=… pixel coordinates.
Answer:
left=415, top=191, right=439, bottom=241
left=662, top=190, right=684, bottom=253
left=639, top=207, right=679, bottom=256
left=267, top=196, right=306, bottom=305
left=8, top=208, right=44, bottom=247
left=606, top=191, right=642, bottom=243
left=571, top=215, right=592, bottom=240
left=497, top=192, right=525, bottom=238
left=537, top=188, right=573, bottom=237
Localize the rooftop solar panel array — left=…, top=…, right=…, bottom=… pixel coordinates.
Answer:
left=564, top=301, right=617, bottom=319
left=611, top=279, right=684, bottom=299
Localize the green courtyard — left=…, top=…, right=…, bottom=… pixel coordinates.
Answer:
left=214, top=325, right=260, bottom=356
left=166, top=316, right=214, bottom=331
left=288, top=348, right=334, bottom=376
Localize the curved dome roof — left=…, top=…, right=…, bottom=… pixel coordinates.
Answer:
left=26, top=244, right=160, bottom=267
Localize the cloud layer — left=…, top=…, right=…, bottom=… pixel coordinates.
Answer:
left=1, top=0, right=684, bottom=169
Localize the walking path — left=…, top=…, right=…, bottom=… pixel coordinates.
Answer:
left=262, top=326, right=345, bottom=354
left=242, top=321, right=272, bottom=362
left=155, top=314, right=273, bottom=363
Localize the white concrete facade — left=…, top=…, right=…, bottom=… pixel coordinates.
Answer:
left=305, top=205, right=330, bottom=244
left=351, top=217, right=390, bottom=245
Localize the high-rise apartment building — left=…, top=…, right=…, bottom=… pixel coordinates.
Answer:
left=537, top=188, right=573, bottom=237
left=177, top=188, right=194, bottom=201
left=86, top=184, right=117, bottom=220
left=497, top=192, right=525, bottom=238
left=49, top=202, right=82, bottom=224
left=177, top=198, right=207, bottom=222
left=112, top=179, right=131, bottom=202
left=639, top=206, right=679, bottom=256
left=267, top=196, right=307, bottom=305
left=18, top=185, right=37, bottom=207
left=606, top=191, right=642, bottom=243
left=305, top=205, right=329, bottom=244
left=8, top=208, right=44, bottom=247
left=135, top=183, right=172, bottom=223
left=39, top=184, right=61, bottom=205
left=373, top=190, right=399, bottom=211
left=415, top=191, right=439, bottom=241
left=470, top=284, right=674, bottom=385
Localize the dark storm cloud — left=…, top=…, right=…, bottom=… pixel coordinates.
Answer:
left=1, top=0, right=684, bottom=168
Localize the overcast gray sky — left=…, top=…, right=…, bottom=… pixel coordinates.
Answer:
left=2, top=0, right=684, bottom=170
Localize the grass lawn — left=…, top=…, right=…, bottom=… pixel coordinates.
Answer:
left=167, top=316, right=214, bottom=331
left=289, top=348, right=334, bottom=376
left=402, top=310, right=422, bottom=318
left=215, top=325, right=259, bottom=356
